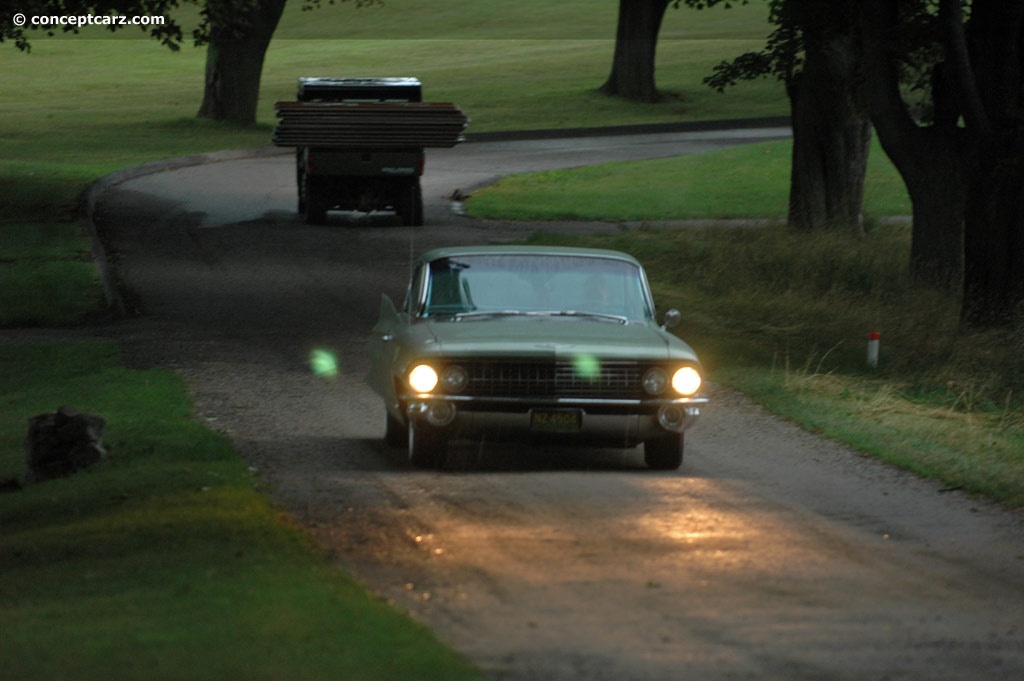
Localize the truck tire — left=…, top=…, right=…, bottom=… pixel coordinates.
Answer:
left=296, top=152, right=306, bottom=213
left=396, top=180, right=424, bottom=227
left=303, top=177, right=328, bottom=225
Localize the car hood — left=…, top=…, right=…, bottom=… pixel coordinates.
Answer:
left=412, top=316, right=696, bottom=362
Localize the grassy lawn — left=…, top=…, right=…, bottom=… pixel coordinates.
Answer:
left=0, top=342, right=479, bottom=681
left=467, top=136, right=912, bottom=221
left=2, top=1, right=1021, bottom=678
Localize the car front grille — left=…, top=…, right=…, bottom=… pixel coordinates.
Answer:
left=459, top=359, right=645, bottom=399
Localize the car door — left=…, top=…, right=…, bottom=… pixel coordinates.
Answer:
left=366, top=293, right=403, bottom=402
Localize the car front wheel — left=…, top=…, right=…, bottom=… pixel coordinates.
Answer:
left=385, top=411, right=408, bottom=448
left=408, top=419, right=445, bottom=469
left=644, top=433, right=684, bottom=470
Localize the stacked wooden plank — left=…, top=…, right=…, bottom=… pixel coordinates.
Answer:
left=272, top=101, right=469, bottom=149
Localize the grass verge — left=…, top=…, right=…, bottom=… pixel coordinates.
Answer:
left=0, top=222, right=105, bottom=327
left=0, top=341, right=480, bottom=681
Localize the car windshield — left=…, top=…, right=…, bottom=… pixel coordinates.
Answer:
left=422, top=254, right=653, bottom=321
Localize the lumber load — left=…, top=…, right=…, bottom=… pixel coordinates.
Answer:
left=272, top=101, right=469, bottom=149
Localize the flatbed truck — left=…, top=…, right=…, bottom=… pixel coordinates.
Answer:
left=273, top=77, right=468, bottom=226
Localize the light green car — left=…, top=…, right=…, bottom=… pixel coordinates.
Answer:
left=366, top=245, right=708, bottom=469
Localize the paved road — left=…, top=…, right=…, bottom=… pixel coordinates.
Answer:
left=92, top=128, right=1024, bottom=681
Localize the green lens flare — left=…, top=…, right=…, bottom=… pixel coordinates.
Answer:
left=573, top=353, right=600, bottom=381
left=310, top=349, right=339, bottom=378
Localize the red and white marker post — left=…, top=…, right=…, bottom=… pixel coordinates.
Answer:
left=867, top=331, right=881, bottom=369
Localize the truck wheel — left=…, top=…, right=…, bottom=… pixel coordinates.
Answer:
left=396, top=181, right=424, bottom=227
left=304, top=177, right=328, bottom=225
left=296, top=152, right=306, bottom=213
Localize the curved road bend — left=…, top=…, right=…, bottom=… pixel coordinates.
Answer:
left=92, top=128, right=1024, bottom=681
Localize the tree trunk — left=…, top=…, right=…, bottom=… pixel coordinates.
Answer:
left=787, top=30, right=871, bottom=232
left=197, top=0, right=287, bottom=126
left=861, top=0, right=1024, bottom=322
left=963, top=138, right=1024, bottom=325
left=959, top=1, right=1024, bottom=325
left=859, top=0, right=966, bottom=291
left=600, top=0, right=671, bottom=102
left=901, top=138, right=968, bottom=289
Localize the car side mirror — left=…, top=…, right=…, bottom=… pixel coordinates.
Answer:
left=661, top=309, right=681, bottom=330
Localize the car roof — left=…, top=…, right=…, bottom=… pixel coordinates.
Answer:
left=418, top=244, right=642, bottom=266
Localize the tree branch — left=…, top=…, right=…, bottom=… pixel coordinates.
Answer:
left=938, top=0, right=990, bottom=134
left=859, top=0, right=919, bottom=144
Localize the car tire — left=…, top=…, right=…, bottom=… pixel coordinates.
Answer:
left=644, top=433, right=684, bottom=470
left=408, top=419, right=444, bottom=468
left=385, top=411, right=408, bottom=448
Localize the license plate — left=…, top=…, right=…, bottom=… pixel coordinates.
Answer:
left=530, top=409, right=582, bottom=433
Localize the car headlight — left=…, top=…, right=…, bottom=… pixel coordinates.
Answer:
left=671, top=367, right=702, bottom=396
left=441, top=365, right=469, bottom=393
left=408, top=364, right=439, bottom=393
left=642, top=367, right=668, bottom=395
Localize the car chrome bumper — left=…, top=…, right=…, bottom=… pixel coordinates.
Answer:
left=406, top=395, right=707, bottom=446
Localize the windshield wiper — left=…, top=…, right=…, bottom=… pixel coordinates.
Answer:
left=528, top=310, right=630, bottom=324
left=452, top=310, right=524, bottom=321
left=452, top=310, right=630, bottom=324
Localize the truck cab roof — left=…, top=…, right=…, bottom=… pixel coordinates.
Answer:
left=297, top=77, right=422, bottom=102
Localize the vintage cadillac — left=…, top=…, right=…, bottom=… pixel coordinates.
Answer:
left=366, top=245, right=708, bottom=469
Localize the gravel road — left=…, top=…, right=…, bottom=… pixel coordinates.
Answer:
left=90, top=129, right=1024, bottom=680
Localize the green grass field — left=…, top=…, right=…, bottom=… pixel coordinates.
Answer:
left=1, top=2, right=1021, bottom=678
left=467, top=137, right=912, bottom=221
left=0, top=342, right=479, bottom=681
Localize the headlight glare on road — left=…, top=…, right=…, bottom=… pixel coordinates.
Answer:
left=408, top=364, right=439, bottom=393
left=642, top=367, right=668, bottom=395
left=671, top=367, right=702, bottom=396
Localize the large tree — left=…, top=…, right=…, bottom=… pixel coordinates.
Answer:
left=860, top=0, right=1024, bottom=324
left=859, top=0, right=966, bottom=290
left=195, top=0, right=377, bottom=125
left=601, top=0, right=674, bottom=102
left=697, top=0, right=872, bottom=233
left=195, top=0, right=288, bottom=125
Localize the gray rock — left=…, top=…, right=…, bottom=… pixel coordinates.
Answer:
left=22, top=406, right=108, bottom=485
